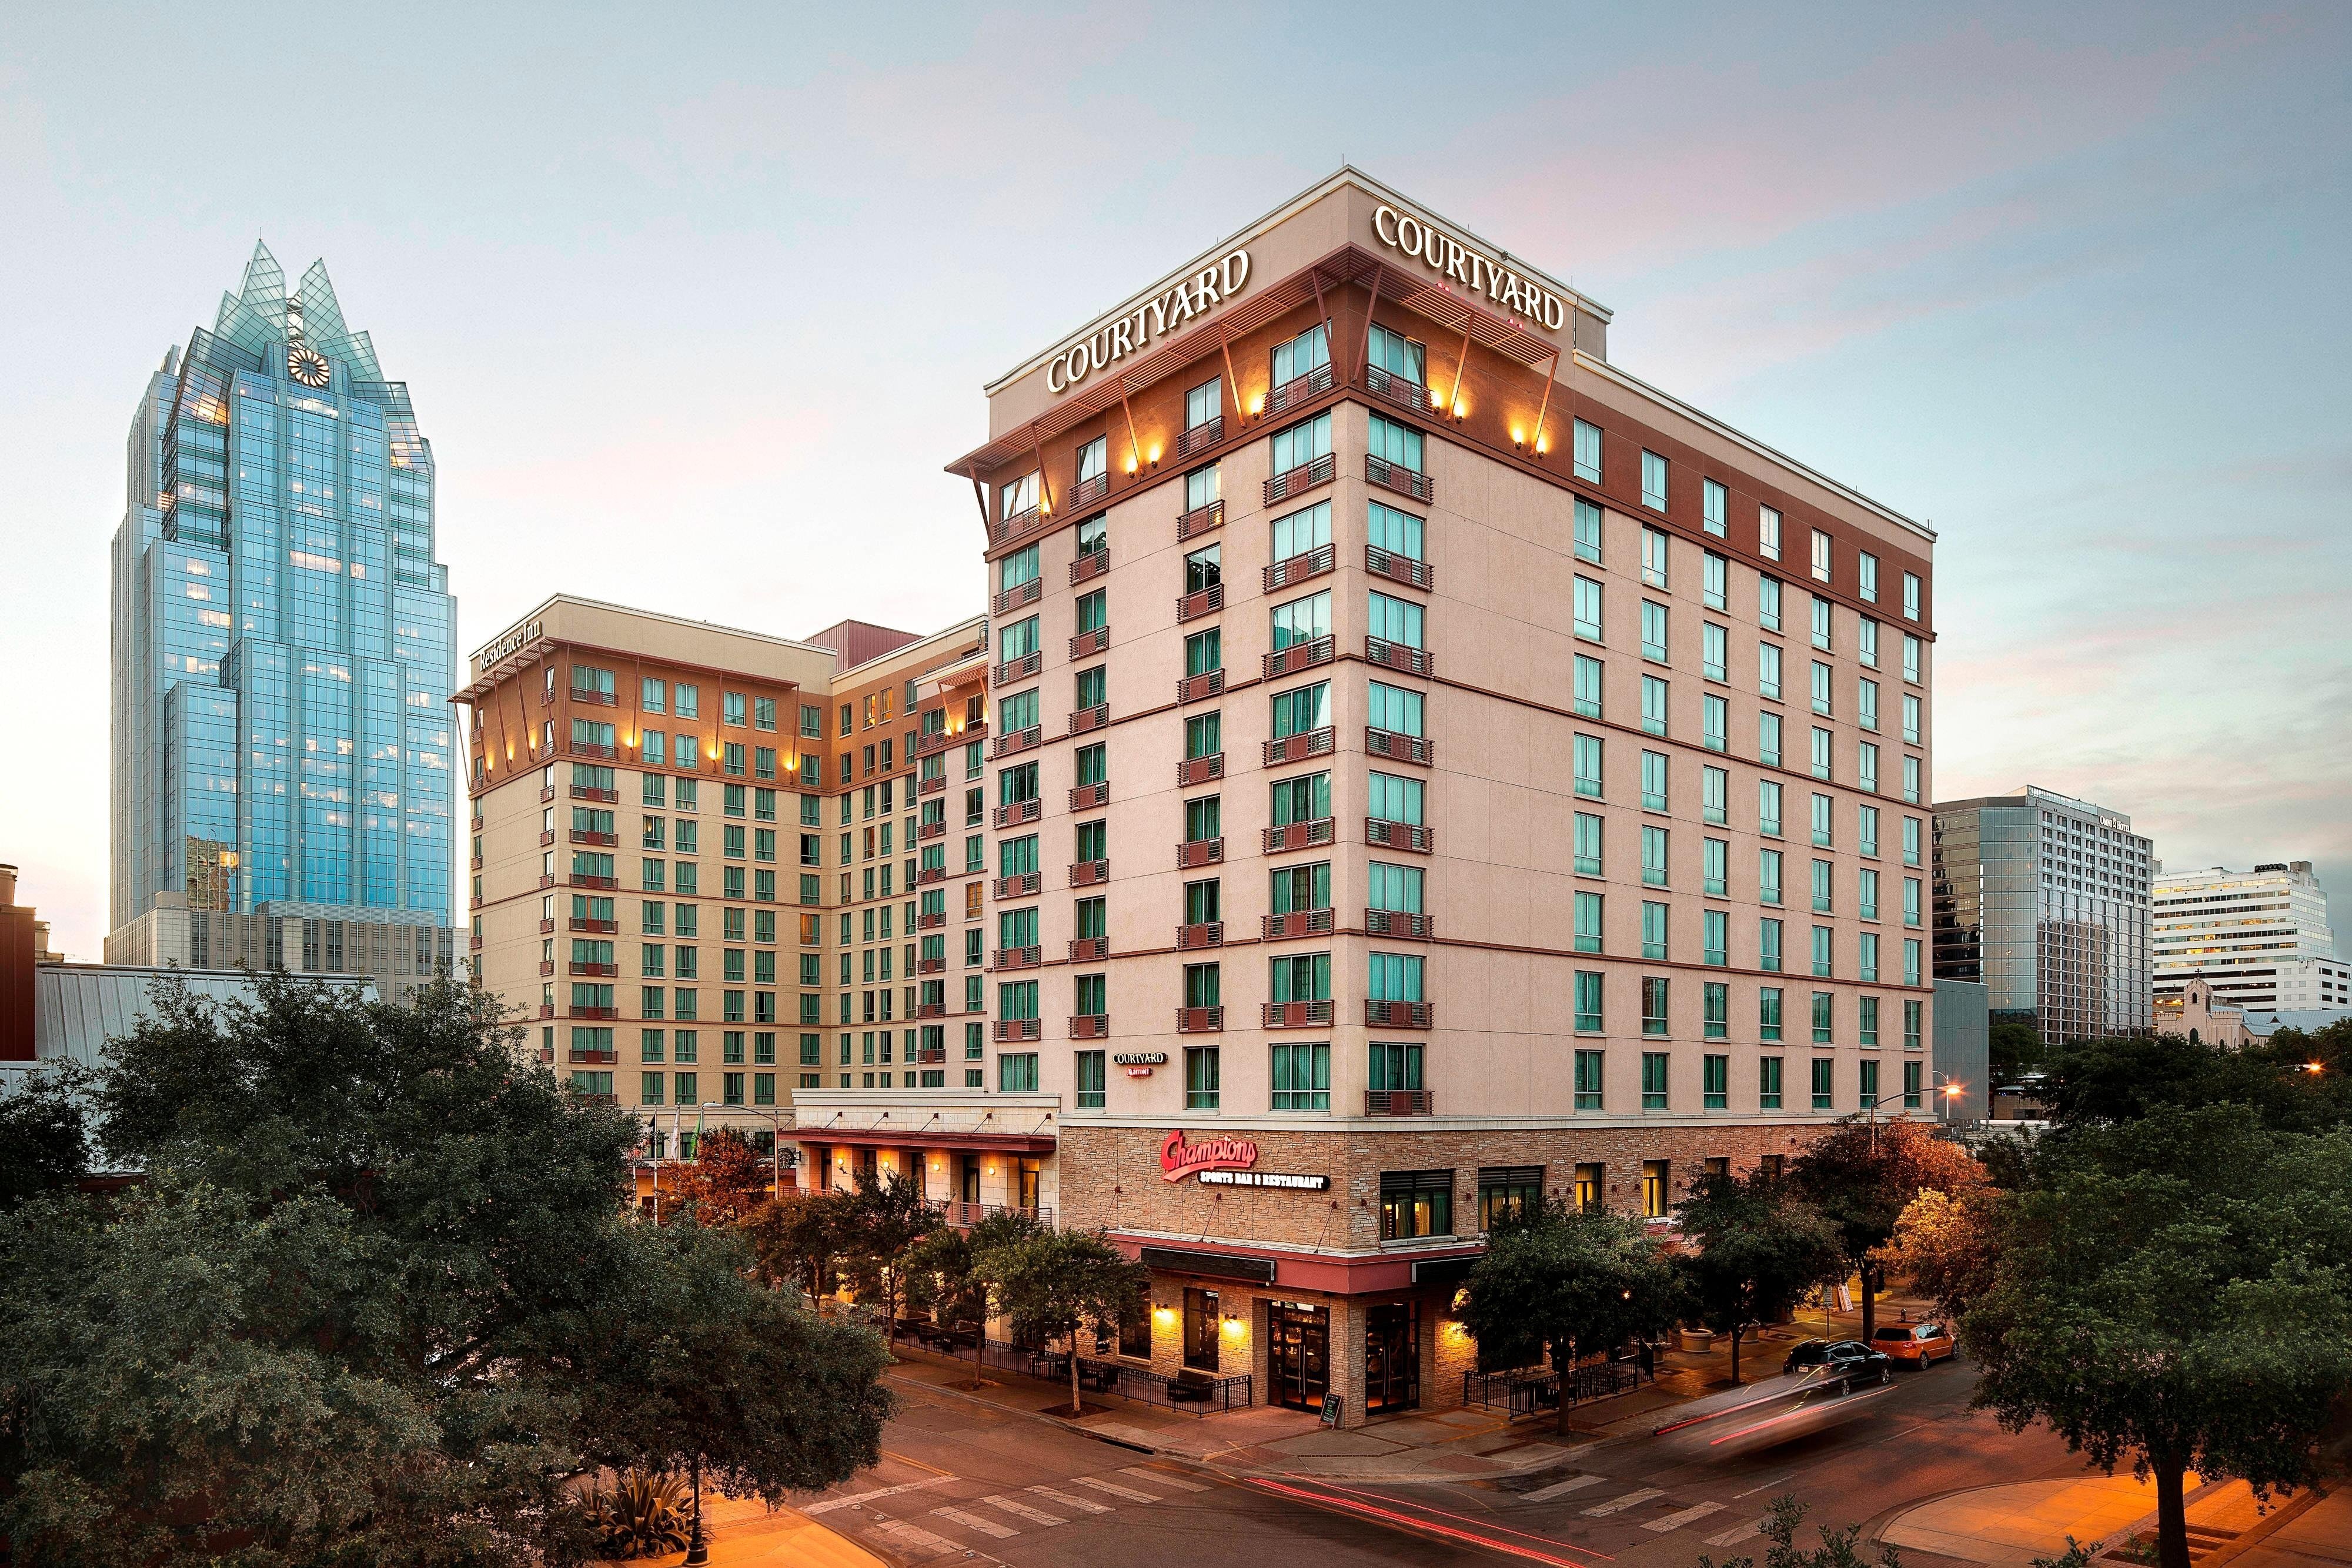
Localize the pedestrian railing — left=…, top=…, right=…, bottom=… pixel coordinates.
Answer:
left=887, top=1328, right=1252, bottom=1416
left=1461, top=1356, right=1646, bottom=1415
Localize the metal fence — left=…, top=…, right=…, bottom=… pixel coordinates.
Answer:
left=888, top=1325, right=1253, bottom=1416
left=1461, top=1356, right=1646, bottom=1415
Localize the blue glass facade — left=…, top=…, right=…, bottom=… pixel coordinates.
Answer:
left=111, top=242, right=456, bottom=932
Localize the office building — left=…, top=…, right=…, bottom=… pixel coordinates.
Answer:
left=108, top=242, right=460, bottom=978
left=801, top=168, right=1941, bottom=1422
left=1930, top=785, right=2151, bottom=1042
left=456, top=596, right=988, bottom=1183
left=2152, top=861, right=2347, bottom=1015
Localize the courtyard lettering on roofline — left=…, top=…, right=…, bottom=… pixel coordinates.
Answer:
left=1371, top=203, right=1569, bottom=332
left=1045, top=250, right=1252, bottom=394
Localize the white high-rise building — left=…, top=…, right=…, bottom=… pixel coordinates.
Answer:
left=2151, top=861, right=2348, bottom=1015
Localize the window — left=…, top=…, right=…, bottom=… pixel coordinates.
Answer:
left=1574, top=1049, right=1604, bottom=1109
left=1185, top=460, right=1221, bottom=516
left=1904, top=1058, right=1922, bottom=1109
left=1271, top=1042, right=1329, bottom=1111
left=1271, top=681, right=1331, bottom=739
left=1703, top=1049, right=1729, bottom=1106
left=1858, top=742, right=1880, bottom=795
left=1903, top=816, right=1922, bottom=867
left=1479, top=1166, right=1544, bottom=1232
left=1812, top=1056, right=1835, bottom=1109
left=1812, top=858, right=1834, bottom=912
left=1367, top=499, right=1423, bottom=560
left=1573, top=654, right=1603, bottom=718
left=1760, top=987, right=1783, bottom=1042
left=999, top=473, right=1039, bottom=523
left=1367, top=861, right=1422, bottom=914
left=1271, top=951, right=1331, bottom=1003
left=723, top=691, right=748, bottom=727
left=1859, top=867, right=1880, bottom=921
left=1703, top=838, right=1728, bottom=899
left=1760, top=848, right=1783, bottom=907
left=1903, top=694, right=1922, bottom=747
left=1702, top=622, right=1726, bottom=682
left=1573, top=417, right=1602, bottom=483
left=1186, top=376, right=1222, bottom=432
left=1642, top=525, right=1669, bottom=588
left=1812, top=991, right=1835, bottom=1045
left=1903, top=755, right=1922, bottom=805
left=1574, top=971, right=1604, bottom=1032
left=1573, top=891, right=1604, bottom=954
left=1703, top=765, right=1728, bottom=824
left=1642, top=825, right=1669, bottom=887
left=1810, top=529, right=1832, bottom=584
left=1185, top=711, right=1221, bottom=760
left=1642, top=1051, right=1670, bottom=1110
left=1860, top=995, right=1880, bottom=1047
left=1573, top=497, right=1602, bottom=562
left=1369, top=1039, right=1422, bottom=1095
left=1760, top=1055, right=1784, bottom=1109
left=1185, top=1045, right=1220, bottom=1110
left=1811, top=661, right=1832, bottom=716
left=1574, top=813, right=1603, bottom=876
left=1641, top=600, right=1669, bottom=663
left=1903, top=634, right=1923, bottom=684
left=1271, top=321, right=1329, bottom=388
left=1573, top=734, right=1604, bottom=798
left=1272, top=591, right=1332, bottom=653
left=1075, top=586, right=1107, bottom=634
left=1902, top=572, right=1922, bottom=621
left=999, top=1052, right=1039, bottom=1092
left=1367, top=413, right=1423, bottom=473
left=1703, top=909, right=1729, bottom=967
left=1641, top=676, right=1669, bottom=736
left=1905, top=999, right=1924, bottom=1052
left=1759, top=574, right=1783, bottom=632
left=1271, top=500, right=1331, bottom=564
left=1812, top=596, right=1833, bottom=651
left=1702, top=477, right=1727, bottom=537
left=1812, top=924, right=1834, bottom=978
left=1184, top=542, right=1221, bottom=594
left=1367, top=681, right=1424, bottom=737
left=1642, top=749, right=1668, bottom=811
left=1762, top=781, right=1786, bottom=837
left=1859, top=618, right=1880, bottom=669
left=1759, top=506, right=1782, bottom=561
left=1812, top=727, right=1833, bottom=781
left=1367, top=590, right=1424, bottom=649
left=1272, top=770, right=1331, bottom=827
left=1368, top=770, right=1423, bottom=824
left=1859, top=678, right=1879, bottom=733
left=1641, top=449, right=1668, bottom=511
left=1074, top=1050, right=1106, bottom=1109
left=1642, top=1160, right=1669, bottom=1218
left=1703, top=694, right=1728, bottom=753
left=1074, top=665, right=1107, bottom=713
left=1759, top=640, right=1783, bottom=701
left=1642, top=901, right=1669, bottom=961
left=1573, top=575, right=1603, bottom=641
left=1904, top=877, right=1923, bottom=927
left=1761, top=918, right=1783, bottom=975
left=1379, top=1169, right=1454, bottom=1240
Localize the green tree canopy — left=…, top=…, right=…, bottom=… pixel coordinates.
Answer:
left=1455, top=1199, right=1683, bottom=1431
left=1965, top=1102, right=2352, bottom=1568
left=1790, top=1118, right=1984, bottom=1342
left=0, top=972, right=891, bottom=1567
left=979, top=1229, right=1150, bottom=1417
left=903, top=1208, right=1043, bottom=1387
left=1676, top=1168, right=1846, bottom=1383
left=0, top=1060, right=92, bottom=1211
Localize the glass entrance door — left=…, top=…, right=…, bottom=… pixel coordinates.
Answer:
left=1269, top=1302, right=1329, bottom=1410
left=1364, top=1302, right=1421, bottom=1413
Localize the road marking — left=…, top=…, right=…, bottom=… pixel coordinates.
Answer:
left=933, top=1506, right=1019, bottom=1539
left=1029, top=1484, right=1111, bottom=1514
left=1732, top=1472, right=1794, bottom=1499
left=1074, top=1475, right=1163, bottom=1502
left=981, top=1493, right=1068, bottom=1526
left=803, top=1476, right=948, bottom=1514
left=1526, top=1475, right=1606, bottom=1503
left=1646, top=1502, right=1726, bottom=1533
left=1583, top=1487, right=1666, bottom=1516
left=1122, top=1465, right=1210, bottom=1492
left=1706, top=1518, right=1767, bottom=1547
left=869, top=1519, right=958, bottom=1557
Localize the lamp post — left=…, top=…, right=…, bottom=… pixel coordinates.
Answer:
left=1933, top=1072, right=1966, bottom=1125
left=683, top=1449, right=708, bottom=1565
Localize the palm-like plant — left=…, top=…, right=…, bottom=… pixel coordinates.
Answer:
left=580, top=1469, right=692, bottom=1559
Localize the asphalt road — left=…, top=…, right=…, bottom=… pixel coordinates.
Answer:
left=802, top=1356, right=2086, bottom=1568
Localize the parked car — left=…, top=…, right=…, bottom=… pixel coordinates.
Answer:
left=1870, top=1322, right=1957, bottom=1366
left=1780, top=1338, right=1892, bottom=1388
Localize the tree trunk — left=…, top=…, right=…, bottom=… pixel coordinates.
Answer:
left=1858, top=1261, right=1879, bottom=1345
left=1729, top=1325, right=1743, bottom=1385
left=1070, top=1332, right=1084, bottom=1417
left=2154, top=1456, right=2191, bottom=1568
left=971, top=1316, right=987, bottom=1389
left=1554, top=1345, right=1576, bottom=1436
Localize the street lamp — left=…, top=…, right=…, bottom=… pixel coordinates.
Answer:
left=1933, top=1072, right=1966, bottom=1124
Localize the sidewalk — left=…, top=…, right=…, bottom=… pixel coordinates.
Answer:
left=1882, top=1473, right=2346, bottom=1568
left=594, top=1490, right=888, bottom=1568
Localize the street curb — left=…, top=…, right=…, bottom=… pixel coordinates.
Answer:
left=2194, top=1483, right=2328, bottom=1568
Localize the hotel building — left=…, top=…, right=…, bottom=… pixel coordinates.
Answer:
left=2152, top=861, right=2347, bottom=1016
left=458, top=597, right=991, bottom=1180
left=786, top=168, right=1939, bottom=1422
left=1930, top=785, right=2153, bottom=1042
left=108, top=243, right=460, bottom=984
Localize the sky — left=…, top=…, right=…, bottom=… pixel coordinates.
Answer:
left=3, top=2, right=2347, bottom=959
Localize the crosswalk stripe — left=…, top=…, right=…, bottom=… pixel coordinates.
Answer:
left=1583, top=1486, right=1666, bottom=1516
left=982, top=1493, right=1068, bottom=1526
left=1122, top=1465, right=1210, bottom=1493
left=1525, top=1475, right=1606, bottom=1503
left=803, top=1476, right=947, bottom=1514
left=1706, top=1517, right=1767, bottom=1547
left=1029, top=1484, right=1112, bottom=1514
left=1074, top=1475, right=1163, bottom=1502
left=933, top=1505, right=1020, bottom=1539
left=1646, top=1502, right=1728, bottom=1533
left=869, top=1519, right=957, bottom=1558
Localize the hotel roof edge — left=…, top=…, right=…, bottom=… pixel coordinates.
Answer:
left=980, top=165, right=1613, bottom=397
left=1575, top=353, right=1936, bottom=544
left=833, top=613, right=988, bottom=682
left=471, top=592, right=847, bottom=668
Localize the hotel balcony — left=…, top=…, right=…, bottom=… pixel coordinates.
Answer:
left=1262, top=999, right=1335, bottom=1028
left=991, top=650, right=1041, bottom=687
left=1364, top=365, right=1429, bottom=415
left=1366, top=728, right=1434, bottom=766
left=1068, top=858, right=1109, bottom=888
left=1264, top=818, right=1335, bottom=853
left=993, top=727, right=1040, bottom=758
left=991, top=946, right=1041, bottom=972
left=1175, top=837, right=1224, bottom=869
left=1068, top=936, right=1108, bottom=962
left=1365, top=818, right=1434, bottom=854
left=1365, top=999, right=1434, bottom=1029
left=918, top=773, right=946, bottom=797
left=570, top=873, right=619, bottom=890
left=1174, top=1006, right=1224, bottom=1032
left=993, top=1017, right=1041, bottom=1042
left=1264, top=451, right=1335, bottom=506
left=993, top=798, right=1040, bottom=830
left=1175, top=922, right=1224, bottom=951
left=1176, top=582, right=1224, bottom=623
left=568, top=961, right=619, bottom=978
left=1264, top=727, right=1334, bottom=766
left=1176, top=498, right=1224, bottom=542
left=1069, top=780, right=1109, bottom=810
left=1365, top=1088, right=1435, bottom=1116
left=539, top=916, right=557, bottom=934
left=1177, top=669, right=1225, bottom=704
left=1364, top=909, right=1436, bottom=940
left=993, top=575, right=1042, bottom=616
left=1177, top=416, right=1223, bottom=458
left=1068, top=1014, right=1110, bottom=1041
left=1263, top=637, right=1334, bottom=680
left=1367, top=544, right=1435, bottom=591
left=1264, top=543, right=1334, bottom=594
left=1176, top=753, right=1224, bottom=787
left=915, top=1003, right=947, bottom=1021
left=1068, top=625, right=1109, bottom=659
left=1069, top=703, right=1108, bottom=736
left=1366, top=637, right=1434, bottom=677
left=569, top=740, right=617, bottom=760
left=916, top=957, right=946, bottom=975
left=1365, top=453, right=1435, bottom=503
left=1262, top=908, right=1335, bottom=940
left=569, top=1047, right=619, bottom=1065
left=569, top=829, right=618, bottom=847
left=1066, top=472, right=1111, bottom=511
left=993, top=872, right=1041, bottom=900
left=917, top=910, right=946, bottom=930
left=1265, top=361, right=1333, bottom=417
left=917, top=820, right=946, bottom=841
left=570, top=688, right=617, bottom=707
left=1069, top=548, right=1109, bottom=586
left=918, top=865, right=947, bottom=885
left=993, top=507, right=1045, bottom=550
left=570, top=783, right=619, bottom=803
left=570, top=1005, right=620, bottom=1021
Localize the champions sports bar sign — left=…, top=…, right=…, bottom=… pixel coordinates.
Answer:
left=1158, top=1131, right=1329, bottom=1191
left=1045, top=250, right=1252, bottom=394
left=1370, top=204, right=1570, bottom=333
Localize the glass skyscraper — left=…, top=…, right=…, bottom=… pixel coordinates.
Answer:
left=109, top=242, right=456, bottom=959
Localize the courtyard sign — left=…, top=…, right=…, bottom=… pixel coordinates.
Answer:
left=1045, top=250, right=1252, bottom=395
left=1159, top=1129, right=1259, bottom=1183
left=1371, top=204, right=1569, bottom=333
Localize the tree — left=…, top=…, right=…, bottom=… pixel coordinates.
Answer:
left=1676, top=1169, right=1846, bottom=1383
left=1965, top=1103, right=2352, bottom=1568
left=1880, top=1184, right=2010, bottom=1321
left=742, top=1185, right=857, bottom=1308
left=904, top=1209, right=1043, bottom=1388
left=2038, top=1029, right=2352, bottom=1135
left=1456, top=1199, right=1684, bottom=1432
left=1790, top=1117, right=1983, bottom=1344
left=0, top=971, right=892, bottom=1567
left=1988, top=1017, right=2044, bottom=1082
left=837, top=1165, right=938, bottom=1326
left=668, top=1125, right=773, bottom=1225
left=979, top=1229, right=1151, bottom=1417
left=1698, top=1494, right=1904, bottom=1568
left=0, top=1060, right=91, bottom=1211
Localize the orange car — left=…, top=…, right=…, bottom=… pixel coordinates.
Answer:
left=1869, top=1322, right=1957, bottom=1366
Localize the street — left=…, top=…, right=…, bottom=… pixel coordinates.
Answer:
left=794, top=1355, right=2084, bottom=1568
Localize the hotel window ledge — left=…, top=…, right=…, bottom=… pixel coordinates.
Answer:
left=1265, top=727, right=1334, bottom=765
left=1070, top=703, right=1109, bottom=735
left=1069, top=859, right=1109, bottom=888
left=1265, top=818, right=1335, bottom=852
left=991, top=872, right=1040, bottom=900
left=992, top=727, right=1041, bottom=759
left=1264, top=543, right=1335, bottom=593
left=1175, top=1005, right=1224, bottom=1032
left=990, top=946, right=1041, bottom=972
left=1067, top=474, right=1111, bottom=511
left=1262, top=999, right=1335, bottom=1028
left=1365, top=1088, right=1434, bottom=1115
left=1365, top=999, right=1433, bottom=1029
left=1262, top=908, right=1335, bottom=940
left=993, top=799, right=1039, bottom=830
left=1264, top=452, right=1335, bottom=506
left=1069, top=626, right=1109, bottom=659
left=1177, top=670, right=1225, bottom=703
left=1264, top=638, right=1334, bottom=680
left=1177, top=498, right=1224, bottom=541
left=1366, top=637, right=1433, bottom=676
left=1175, top=922, right=1224, bottom=951
left=1177, top=416, right=1224, bottom=457
left=1070, top=780, right=1109, bottom=810
left=1177, top=583, right=1225, bottom=622
left=1366, top=453, right=1435, bottom=502
left=1366, top=728, right=1433, bottom=766
left=1265, top=362, right=1334, bottom=417
left=1364, top=818, right=1432, bottom=854
left=1177, top=837, right=1225, bottom=869
left=1070, top=1013, right=1110, bottom=1040
left=1367, top=544, right=1435, bottom=591
left=991, top=650, right=1041, bottom=686
left=570, top=783, right=619, bottom=803
left=1364, top=910, right=1434, bottom=939
left=1364, top=365, right=1427, bottom=414
left=1068, top=936, right=1109, bottom=962
left=1070, top=548, right=1110, bottom=586
left=1177, top=753, right=1225, bottom=786
left=993, top=1018, right=1041, bottom=1042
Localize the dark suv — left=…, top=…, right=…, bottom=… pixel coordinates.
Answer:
left=1780, top=1338, right=1893, bottom=1389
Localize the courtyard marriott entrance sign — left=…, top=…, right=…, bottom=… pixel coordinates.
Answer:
left=1371, top=204, right=1570, bottom=332
left=1045, top=250, right=1252, bottom=394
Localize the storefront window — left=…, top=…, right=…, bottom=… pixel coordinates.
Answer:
left=1477, top=1166, right=1542, bottom=1232
left=1379, top=1169, right=1453, bottom=1239
left=1182, top=1287, right=1221, bottom=1372
left=1365, top=1302, right=1420, bottom=1413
